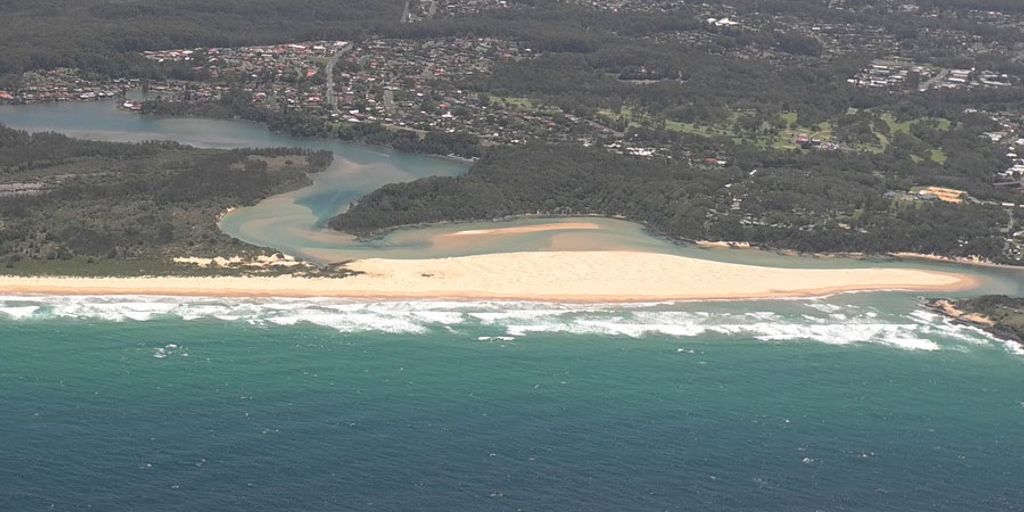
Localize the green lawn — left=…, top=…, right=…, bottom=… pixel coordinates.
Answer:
left=596, top=107, right=950, bottom=157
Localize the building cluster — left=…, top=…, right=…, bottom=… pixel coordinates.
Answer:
left=848, top=60, right=931, bottom=90
left=331, top=37, right=525, bottom=127
left=558, top=0, right=690, bottom=12
left=925, top=67, right=1016, bottom=91
left=0, top=182, right=48, bottom=198
left=134, top=36, right=622, bottom=148
left=995, top=135, right=1024, bottom=184
left=603, top=141, right=666, bottom=159
left=730, top=7, right=1024, bottom=68
left=999, top=142, right=1024, bottom=181
left=435, top=0, right=509, bottom=18
left=325, top=37, right=624, bottom=147
left=143, top=41, right=345, bottom=79
left=413, top=0, right=726, bottom=20
left=794, top=134, right=840, bottom=152
left=0, top=34, right=633, bottom=151
left=332, top=37, right=594, bottom=146
left=973, top=110, right=1024, bottom=188
left=917, top=186, right=967, bottom=204
left=849, top=60, right=1018, bottom=92
left=5, top=0, right=1024, bottom=170
left=403, top=0, right=512, bottom=21
left=810, top=23, right=900, bottom=58
left=141, top=41, right=348, bottom=112
left=0, top=68, right=129, bottom=104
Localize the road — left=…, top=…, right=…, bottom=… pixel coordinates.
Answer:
left=401, top=0, right=412, bottom=23
left=323, top=44, right=350, bottom=115
left=920, top=68, right=949, bottom=92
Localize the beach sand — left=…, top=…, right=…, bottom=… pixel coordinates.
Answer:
left=0, top=251, right=976, bottom=302
left=443, top=222, right=601, bottom=237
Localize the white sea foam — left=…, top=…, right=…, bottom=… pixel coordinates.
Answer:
left=0, top=296, right=1010, bottom=353
left=0, top=305, right=40, bottom=320
left=1004, top=340, right=1024, bottom=356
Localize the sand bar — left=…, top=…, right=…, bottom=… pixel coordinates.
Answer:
left=0, top=251, right=976, bottom=302
left=444, top=222, right=601, bottom=237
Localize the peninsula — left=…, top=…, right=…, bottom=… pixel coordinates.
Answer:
left=0, top=251, right=974, bottom=303
left=927, top=296, right=1024, bottom=348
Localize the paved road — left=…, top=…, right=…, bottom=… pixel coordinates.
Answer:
left=401, top=0, right=412, bottom=23
left=920, top=68, right=949, bottom=92
left=323, top=45, right=350, bottom=114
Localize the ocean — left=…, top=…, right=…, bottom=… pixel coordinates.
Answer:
left=1, top=295, right=1022, bottom=511
left=1, top=102, right=1023, bottom=510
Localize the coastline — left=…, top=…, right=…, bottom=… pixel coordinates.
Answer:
left=695, top=240, right=1024, bottom=270
left=0, top=250, right=977, bottom=303
left=926, top=299, right=995, bottom=326
left=925, top=298, right=1024, bottom=350
left=127, top=105, right=480, bottom=164
left=887, top=252, right=1021, bottom=270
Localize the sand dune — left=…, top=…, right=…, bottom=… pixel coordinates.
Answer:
left=0, top=251, right=975, bottom=302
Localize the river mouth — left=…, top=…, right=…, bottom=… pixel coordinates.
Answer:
left=2, top=100, right=1022, bottom=297
left=0, top=100, right=702, bottom=263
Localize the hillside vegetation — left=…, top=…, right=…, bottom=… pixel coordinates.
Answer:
left=331, top=142, right=1017, bottom=262
left=0, top=0, right=403, bottom=81
left=0, top=125, right=333, bottom=275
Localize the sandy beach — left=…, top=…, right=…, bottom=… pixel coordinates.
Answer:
left=0, top=251, right=976, bottom=302
left=443, top=222, right=601, bottom=237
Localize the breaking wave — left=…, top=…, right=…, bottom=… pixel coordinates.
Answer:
left=0, top=295, right=1011, bottom=353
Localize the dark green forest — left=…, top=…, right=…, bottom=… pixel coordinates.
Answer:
left=0, top=0, right=404, bottom=82
left=331, top=142, right=1019, bottom=263
left=0, top=125, right=333, bottom=275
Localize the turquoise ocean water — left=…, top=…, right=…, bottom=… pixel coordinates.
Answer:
left=1, top=296, right=1023, bottom=511
left=1, top=103, right=1023, bottom=510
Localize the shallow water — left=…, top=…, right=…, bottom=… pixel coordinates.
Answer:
left=4, top=102, right=1024, bottom=296
left=2, top=102, right=670, bottom=262
left=0, top=101, right=468, bottom=262
left=5, top=101, right=1024, bottom=290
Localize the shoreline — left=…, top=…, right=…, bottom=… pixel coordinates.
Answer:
left=926, top=299, right=996, bottom=326
left=886, top=252, right=1021, bottom=270
left=925, top=299, right=1024, bottom=350
left=694, top=240, right=1024, bottom=270
left=5, top=100, right=1023, bottom=275
left=0, top=99, right=477, bottom=166
left=0, top=250, right=978, bottom=303
left=126, top=104, right=480, bottom=164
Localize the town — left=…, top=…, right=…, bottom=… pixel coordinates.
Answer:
left=2, top=0, right=1024, bottom=197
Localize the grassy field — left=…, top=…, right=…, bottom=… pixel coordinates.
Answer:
left=495, top=96, right=562, bottom=115
left=512, top=100, right=951, bottom=164
left=599, top=107, right=834, bottom=149
left=873, top=113, right=952, bottom=161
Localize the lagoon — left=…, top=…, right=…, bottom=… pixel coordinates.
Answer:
left=2, top=100, right=1022, bottom=286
